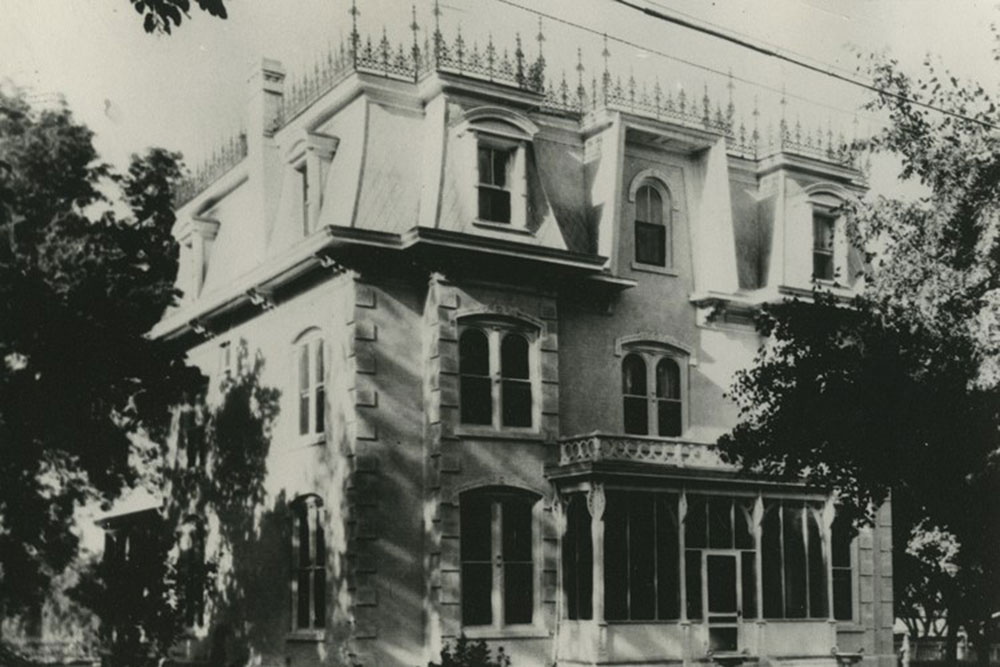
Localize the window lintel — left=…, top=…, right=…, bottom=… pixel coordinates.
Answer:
left=615, top=334, right=696, bottom=365
left=628, top=169, right=674, bottom=204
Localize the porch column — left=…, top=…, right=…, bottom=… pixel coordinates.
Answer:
left=587, top=483, right=606, bottom=623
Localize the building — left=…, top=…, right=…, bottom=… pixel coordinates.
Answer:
left=99, top=4, right=895, bottom=666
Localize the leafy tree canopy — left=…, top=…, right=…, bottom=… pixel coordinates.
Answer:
left=719, top=41, right=1000, bottom=653
left=0, top=86, right=199, bottom=614
left=129, top=0, right=227, bottom=34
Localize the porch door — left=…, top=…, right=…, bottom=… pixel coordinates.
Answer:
left=705, top=552, right=741, bottom=653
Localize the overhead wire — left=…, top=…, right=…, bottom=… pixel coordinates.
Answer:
left=485, top=0, right=882, bottom=125
left=612, top=0, right=998, bottom=130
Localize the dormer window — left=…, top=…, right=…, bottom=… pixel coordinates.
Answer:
left=628, top=174, right=674, bottom=272
left=812, top=210, right=836, bottom=281
left=284, top=131, right=338, bottom=237
left=477, top=145, right=512, bottom=224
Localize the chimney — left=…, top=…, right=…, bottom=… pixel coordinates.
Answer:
left=244, top=58, right=286, bottom=260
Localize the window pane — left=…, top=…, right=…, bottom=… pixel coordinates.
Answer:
left=636, top=185, right=663, bottom=225
left=478, top=146, right=492, bottom=184
left=313, top=568, right=326, bottom=628
left=657, top=400, right=681, bottom=437
left=761, top=501, right=783, bottom=617
left=298, top=509, right=311, bottom=567
left=709, top=497, right=733, bottom=549
left=635, top=221, right=666, bottom=266
left=500, top=334, right=529, bottom=379
left=813, top=252, right=833, bottom=280
left=297, top=571, right=311, bottom=628
left=478, top=187, right=511, bottom=223
left=783, top=504, right=807, bottom=618
left=459, top=329, right=489, bottom=375
left=707, top=555, right=737, bottom=613
left=655, top=359, right=680, bottom=398
left=461, top=496, right=492, bottom=561
left=461, top=563, right=492, bottom=626
left=629, top=494, right=656, bottom=620
left=735, top=501, right=755, bottom=550
left=833, top=570, right=853, bottom=620
left=501, top=380, right=532, bottom=427
left=623, top=397, right=647, bottom=435
left=502, top=498, right=533, bottom=562
left=622, top=354, right=647, bottom=395
left=564, top=496, right=593, bottom=621
left=460, top=377, right=492, bottom=425
left=314, top=340, right=324, bottom=383
left=314, top=386, right=325, bottom=434
left=742, top=551, right=757, bottom=620
left=492, top=149, right=508, bottom=188
left=299, top=344, right=310, bottom=392
left=807, top=509, right=827, bottom=618
left=832, top=512, right=853, bottom=567
left=655, top=495, right=680, bottom=620
left=685, top=549, right=702, bottom=619
left=685, top=496, right=707, bottom=549
left=504, top=563, right=533, bottom=624
left=813, top=214, right=834, bottom=250
left=604, top=493, right=628, bottom=621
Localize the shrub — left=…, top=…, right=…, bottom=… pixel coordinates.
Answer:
left=430, top=635, right=511, bottom=667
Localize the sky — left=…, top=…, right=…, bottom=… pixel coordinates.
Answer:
left=2, top=0, right=999, bottom=198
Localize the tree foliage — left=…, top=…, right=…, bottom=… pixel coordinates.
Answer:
left=719, top=39, right=1000, bottom=657
left=128, top=0, right=227, bottom=34
left=0, top=87, right=199, bottom=615
left=431, top=635, right=511, bottom=667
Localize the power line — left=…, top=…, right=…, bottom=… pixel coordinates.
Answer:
left=612, top=0, right=998, bottom=130
left=486, top=0, right=880, bottom=124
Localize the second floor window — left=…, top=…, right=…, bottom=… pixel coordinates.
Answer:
left=292, top=496, right=326, bottom=630
left=459, top=324, right=534, bottom=429
left=478, top=145, right=512, bottom=223
left=296, top=334, right=325, bottom=437
left=622, top=353, right=683, bottom=437
left=812, top=210, right=836, bottom=281
left=634, top=183, right=670, bottom=267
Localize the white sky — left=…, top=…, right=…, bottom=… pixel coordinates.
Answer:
left=2, top=0, right=999, bottom=198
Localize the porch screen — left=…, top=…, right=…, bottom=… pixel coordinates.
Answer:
left=604, top=492, right=680, bottom=621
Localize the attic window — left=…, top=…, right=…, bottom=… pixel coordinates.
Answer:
left=812, top=210, right=835, bottom=281
left=477, top=144, right=512, bottom=224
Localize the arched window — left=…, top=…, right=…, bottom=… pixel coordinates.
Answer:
left=291, top=495, right=326, bottom=630
left=634, top=183, right=671, bottom=267
left=563, top=495, right=593, bottom=621
left=458, top=320, right=537, bottom=430
left=459, top=329, right=492, bottom=425
left=655, top=358, right=681, bottom=437
left=460, top=487, right=539, bottom=628
left=760, top=500, right=827, bottom=620
left=295, top=331, right=325, bottom=437
left=622, top=354, right=649, bottom=435
left=622, top=347, right=686, bottom=436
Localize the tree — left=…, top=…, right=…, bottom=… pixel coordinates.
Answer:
left=0, top=86, right=199, bottom=621
left=128, top=0, right=227, bottom=34
left=718, top=44, right=1000, bottom=666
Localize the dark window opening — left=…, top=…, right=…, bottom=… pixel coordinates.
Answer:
left=478, top=146, right=512, bottom=223
left=813, top=212, right=835, bottom=280
left=634, top=184, right=668, bottom=266
left=293, top=497, right=326, bottom=630
left=563, top=495, right=593, bottom=620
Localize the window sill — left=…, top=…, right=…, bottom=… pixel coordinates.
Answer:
left=473, top=220, right=534, bottom=235
left=631, top=260, right=678, bottom=276
left=286, top=629, right=326, bottom=643
left=455, top=426, right=547, bottom=442
left=461, top=624, right=549, bottom=640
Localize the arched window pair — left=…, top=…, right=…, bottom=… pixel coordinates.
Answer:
left=459, top=323, right=534, bottom=429
left=634, top=182, right=672, bottom=268
left=622, top=353, right=682, bottom=437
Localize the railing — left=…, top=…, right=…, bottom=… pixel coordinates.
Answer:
left=558, top=432, right=736, bottom=470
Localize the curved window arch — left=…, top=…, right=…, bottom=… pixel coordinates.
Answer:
left=622, top=354, right=649, bottom=435
left=622, top=345, right=686, bottom=436
left=460, top=486, right=540, bottom=628
left=293, top=329, right=325, bottom=437
left=634, top=182, right=672, bottom=268
left=458, top=319, right=538, bottom=430
left=291, top=494, right=326, bottom=630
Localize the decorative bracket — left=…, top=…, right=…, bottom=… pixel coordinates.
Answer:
left=246, top=287, right=276, bottom=311
left=586, top=483, right=606, bottom=521
left=315, top=251, right=346, bottom=273
left=190, top=318, right=215, bottom=339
